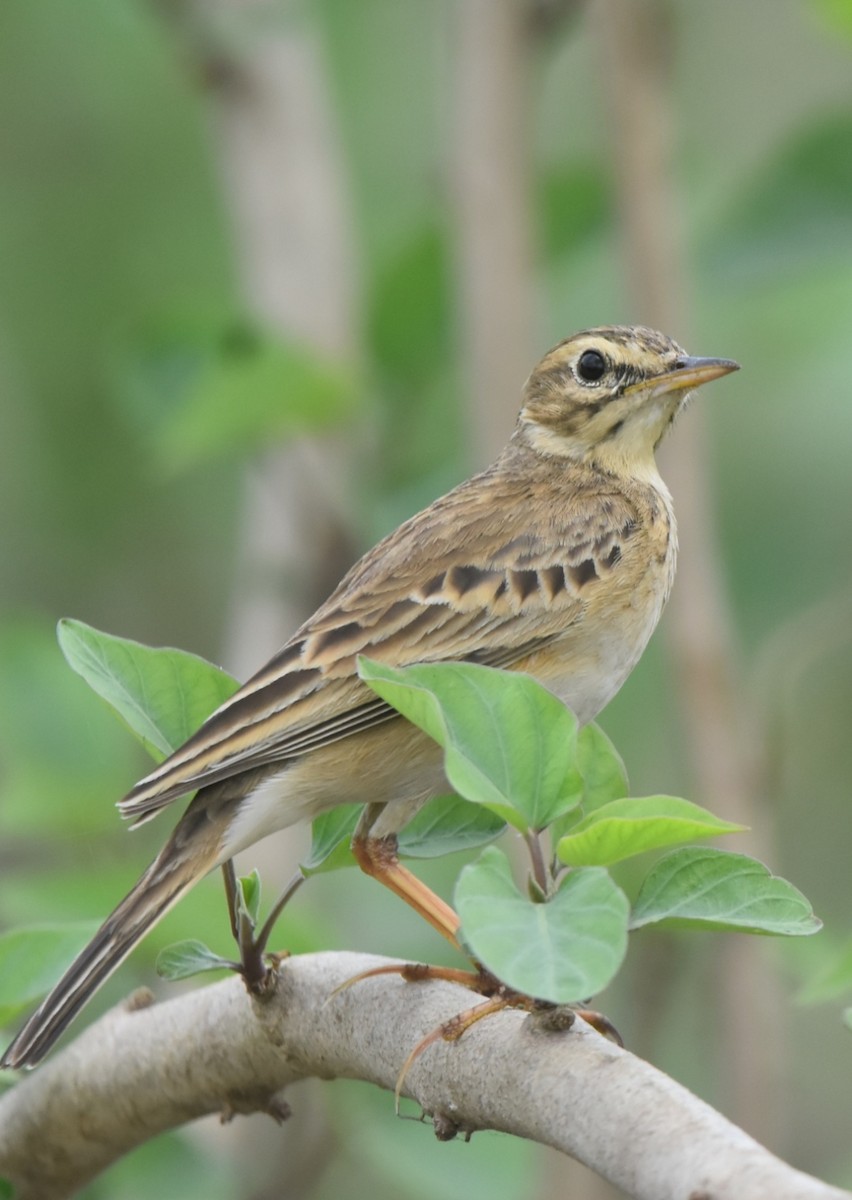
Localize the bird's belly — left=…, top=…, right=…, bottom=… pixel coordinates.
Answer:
left=539, top=637, right=647, bottom=725
left=217, top=718, right=448, bottom=861
left=524, top=588, right=668, bottom=726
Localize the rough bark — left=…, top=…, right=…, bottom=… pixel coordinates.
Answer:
left=0, top=952, right=847, bottom=1200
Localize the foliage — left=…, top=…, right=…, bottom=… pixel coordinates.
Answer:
left=115, top=312, right=359, bottom=474
left=358, top=658, right=819, bottom=1001
left=58, top=618, right=240, bottom=760
left=0, top=923, right=99, bottom=1027
left=0, top=629, right=820, bottom=1029
left=2, top=0, right=852, bottom=1193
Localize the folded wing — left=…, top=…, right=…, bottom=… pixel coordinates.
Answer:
left=119, top=466, right=638, bottom=823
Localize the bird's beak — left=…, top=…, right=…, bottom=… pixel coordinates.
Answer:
left=632, top=355, right=740, bottom=398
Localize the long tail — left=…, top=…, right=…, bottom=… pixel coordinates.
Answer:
left=0, top=828, right=220, bottom=1070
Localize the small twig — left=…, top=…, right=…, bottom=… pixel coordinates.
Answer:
left=219, top=860, right=268, bottom=989
left=254, top=870, right=306, bottom=956
left=221, top=859, right=241, bottom=942
left=219, top=864, right=306, bottom=991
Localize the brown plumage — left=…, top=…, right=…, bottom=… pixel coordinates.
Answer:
left=1, top=325, right=738, bottom=1069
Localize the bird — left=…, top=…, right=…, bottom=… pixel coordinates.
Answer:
left=1, top=324, right=738, bottom=1069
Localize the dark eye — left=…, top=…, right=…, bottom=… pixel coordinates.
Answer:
left=577, top=349, right=607, bottom=383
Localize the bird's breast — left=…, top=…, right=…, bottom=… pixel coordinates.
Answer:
left=524, top=494, right=676, bottom=725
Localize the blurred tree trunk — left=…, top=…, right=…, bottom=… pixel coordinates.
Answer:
left=452, top=0, right=537, bottom=466
left=183, top=1, right=360, bottom=671
left=451, top=3, right=617, bottom=1197
left=592, top=0, right=787, bottom=1154
left=155, top=1, right=359, bottom=1194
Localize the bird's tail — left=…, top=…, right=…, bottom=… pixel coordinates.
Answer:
left=0, top=832, right=218, bottom=1070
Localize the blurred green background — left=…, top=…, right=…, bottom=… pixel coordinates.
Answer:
left=2, top=0, right=852, bottom=1196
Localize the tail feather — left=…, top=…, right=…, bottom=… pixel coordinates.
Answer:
left=0, top=845, right=213, bottom=1070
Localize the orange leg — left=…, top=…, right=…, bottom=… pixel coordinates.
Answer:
left=351, top=833, right=461, bottom=949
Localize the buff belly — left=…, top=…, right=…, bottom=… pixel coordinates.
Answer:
left=217, top=716, right=449, bottom=862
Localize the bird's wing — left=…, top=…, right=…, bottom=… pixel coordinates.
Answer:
left=119, top=466, right=638, bottom=823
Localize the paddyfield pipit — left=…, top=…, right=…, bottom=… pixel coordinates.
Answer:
left=2, top=325, right=738, bottom=1068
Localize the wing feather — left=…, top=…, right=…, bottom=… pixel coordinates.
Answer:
left=119, top=463, right=640, bottom=822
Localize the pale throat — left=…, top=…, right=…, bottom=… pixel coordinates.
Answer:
left=520, top=397, right=678, bottom=490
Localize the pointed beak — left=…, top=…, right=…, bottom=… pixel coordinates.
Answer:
left=647, top=355, right=740, bottom=396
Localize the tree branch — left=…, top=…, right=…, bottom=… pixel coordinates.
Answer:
left=0, top=952, right=847, bottom=1200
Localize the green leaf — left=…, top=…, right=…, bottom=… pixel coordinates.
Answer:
left=797, top=938, right=852, bottom=1004
left=557, top=796, right=745, bottom=867
left=155, top=939, right=234, bottom=982
left=541, top=164, right=611, bottom=261
left=302, top=806, right=361, bottom=875
left=576, top=723, right=629, bottom=809
left=359, top=659, right=582, bottom=832
left=0, top=923, right=100, bottom=1028
left=551, top=722, right=630, bottom=841
left=367, top=224, right=452, bottom=387
left=116, top=311, right=358, bottom=472
left=397, top=794, right=506, bottom=858
left=58, top=618, right=239, bottom=760
left=0, top=1177, right=14, bottom=1198
left=157, top=330, right=358, bottom=472
left=239, top=870, right=262, bottom=927
left=302, top=794, right=506, bottom=876
left=455, top=846, right=629, bottom=1003
left=630, top=848, right=822, bottom=936
left=813, top=0, right=852, bottom=43
left=710, top=116, right=852, bottom=280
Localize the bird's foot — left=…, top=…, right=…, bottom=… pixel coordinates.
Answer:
left=332, top=958, right=622, bottom=1107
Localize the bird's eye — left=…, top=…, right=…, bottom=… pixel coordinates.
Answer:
left=576, top=349, right=607, bottom=383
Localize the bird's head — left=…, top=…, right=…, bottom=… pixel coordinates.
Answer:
left=517, top=325, right=739, bottom=476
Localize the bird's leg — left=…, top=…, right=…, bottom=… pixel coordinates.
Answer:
left=351, top=827, right=461, bottom=950
left=346, top=814, right=624, bottom=1061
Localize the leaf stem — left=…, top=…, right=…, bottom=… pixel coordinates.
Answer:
left=220, top=862, right=306, bottom=990
left=255, top=870, right=306, bottom=954
left=524, top=830, right=550, bottom=895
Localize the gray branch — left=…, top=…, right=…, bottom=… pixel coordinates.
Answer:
left=0, top=952, right=847, bottom=1200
